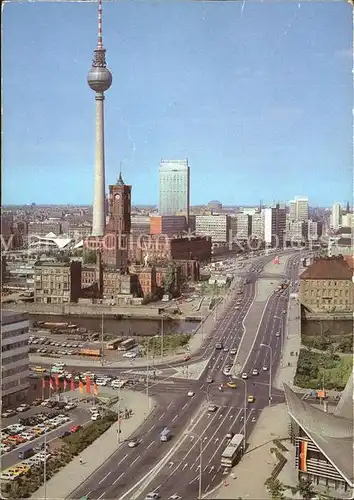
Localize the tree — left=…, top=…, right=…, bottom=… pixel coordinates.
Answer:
left=265, top=479, right=286, bottom=500
left=164, top=264, right=175, bottom=294
left=83, top=249, right=97, bottom=264
left=297, top=477, right=315, bottom=500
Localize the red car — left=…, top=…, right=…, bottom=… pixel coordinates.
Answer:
left=183, top=355, right=191, bottom=362
left=70, top=425, right=82, bottom=433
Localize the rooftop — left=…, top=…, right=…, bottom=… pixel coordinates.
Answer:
left=300, top=257, right=353, bottom=280
left=283, top=381, right=353, bottom=486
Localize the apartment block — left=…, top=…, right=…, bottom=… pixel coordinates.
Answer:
left=34, top=261, right=82, bottom=304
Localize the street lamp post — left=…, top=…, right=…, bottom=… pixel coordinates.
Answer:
left=234, top=377, right=247, bottom=446
left=43, top=425, right=47, bottom=500
left=161, top=316, right=164, bottom=361
left=261, top=343, right=273, bottom=406
left=198, top=438, right=203, bottom=499
left=100, top=313, right=104, bottom=367
left=275, top=310, right=286, bottom=367
left=146, top=335, right=158, bottom=409
left=117, top=382, right=122, bottom=445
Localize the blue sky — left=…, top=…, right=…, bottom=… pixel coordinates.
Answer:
left=2, top=1, right=352, bottom=207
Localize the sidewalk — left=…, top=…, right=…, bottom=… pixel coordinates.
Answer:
left=274, top=295, right=301, bottom=390
left=31, top=390, right=155, bottom=500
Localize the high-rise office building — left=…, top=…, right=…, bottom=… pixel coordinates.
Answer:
left=289, top=197, right=309, bottom=222
left=2, top=311, right=30, bottom=408
left=330, top=202, right=342, bottom=230
left=159, top=159, right=190, bottom=219
left=263, top=204, right=287, bottom=248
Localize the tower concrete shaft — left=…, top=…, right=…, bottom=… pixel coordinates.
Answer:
left=92, top=92, right=106, bottom=237
left=87, top=0, right=112, bottom=237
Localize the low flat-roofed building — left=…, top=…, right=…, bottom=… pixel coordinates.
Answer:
left=284, top=378, right=353, bottom=498
left=1, top=311, right=30, bottom=408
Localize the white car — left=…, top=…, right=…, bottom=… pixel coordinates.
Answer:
left=91, top=413, right=101, bottom=421
left=111, top=380, right=121, bottom=389
left=128, top=438, right=139, bottom=448
left=96, top=379, right=108, bottom=386
left=145, top=493, right=160, bottom=500
left=64, top=403, right=77, bottom=411
left=20, top=432, right=36, bottom=441
left=263, top=366, right=268, bottom=371
left=230, top=348, right=237, bottom=355
left=123, top=352, right=137, bottom=359
left=187, top=390, right=195, bottom=397
left=241, top=373, right=248, bottom=379
left=16, top=404, right=30, bottom=413
left=275, top=332, right=280, bottom=337
left=252, top=369, right=259, bottom=376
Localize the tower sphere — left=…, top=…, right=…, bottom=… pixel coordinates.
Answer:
left=87, top=66, right=112, bottom=93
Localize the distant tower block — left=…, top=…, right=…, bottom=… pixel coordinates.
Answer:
left=87, top=0, right=113, bottom=237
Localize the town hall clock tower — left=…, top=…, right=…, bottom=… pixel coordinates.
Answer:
left=107, top=171, right=131, bottom=234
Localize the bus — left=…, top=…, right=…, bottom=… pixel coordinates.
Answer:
left=118, top=338, right=136, bottom=351
left=106, top=337, right=124, bottom=350
left=221, top=433, right=244, bottom=468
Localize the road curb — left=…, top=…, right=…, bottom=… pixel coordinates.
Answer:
left=64, top=399, right=158, bottom=499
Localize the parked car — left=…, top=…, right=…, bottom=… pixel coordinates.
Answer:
left=16, top=404, right=30, bottom=413
left=1, top=409, right=17, bottom=418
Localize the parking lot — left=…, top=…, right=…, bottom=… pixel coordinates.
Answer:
left=1, top=402, right=89, bottom=470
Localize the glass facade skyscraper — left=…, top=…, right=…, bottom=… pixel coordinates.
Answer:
left=159, top=159, right=190, bottom=218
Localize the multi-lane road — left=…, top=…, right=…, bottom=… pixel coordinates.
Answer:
left=70, top=252, right=302, bottom=500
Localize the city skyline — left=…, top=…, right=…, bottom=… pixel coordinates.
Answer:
left=3, top=1, right=352, bottom=206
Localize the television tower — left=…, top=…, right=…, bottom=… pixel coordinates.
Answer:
left=87, top=0, right=112, bottom=237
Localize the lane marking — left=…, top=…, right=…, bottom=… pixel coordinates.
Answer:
left=99, top=470, right=111, bottom=484
left=97, top=492, right=106, bottom=500
left=158, top=412, right=165, bottom=420
left=113, top=472, right=124, bottom=485
left=167, top=402, right=173, bottom=409
left=131, top=455, right=140, bottom=466
left=182, top=403, right=188, bottom=411
left=116, top=453, right=128, bottom=466
left=148, top=425, right=155, bottom=433
left=146, top=441, right=154, bottom=450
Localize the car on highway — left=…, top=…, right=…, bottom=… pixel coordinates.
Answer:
left=145, top=493, right=160, bottom=500
left=169, top=495, right=181, bottom=500
left=252, top=416, right=257, bottom=422
left=276, top=331, right=280, bottom=337
left=241, top=373, right=248, bottom=379
left=252, top=369, right=259, bottom=376
left=128, top=438, right=139, bottom=448
left=227, top=382, right=237, bottom=389
left=263, top=366, right=268, bottom=371
left=206, top=375, right=213, bottom=383
left=208, top=404, right=218, bottom=413
left=230, top=348, right=237, bottom=355
left=187, top=390, right=195, bottom=397
left=223, top=346, right=229, bottom=352
left=223, top=366, right=232, bottom=376
left=215, top=342, right=223, bottom=350
left=226, top=431, right=234, bottom=439
left=247, top=395, right=255, bottom=403
left=183, top=355, right=191, bottom=362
